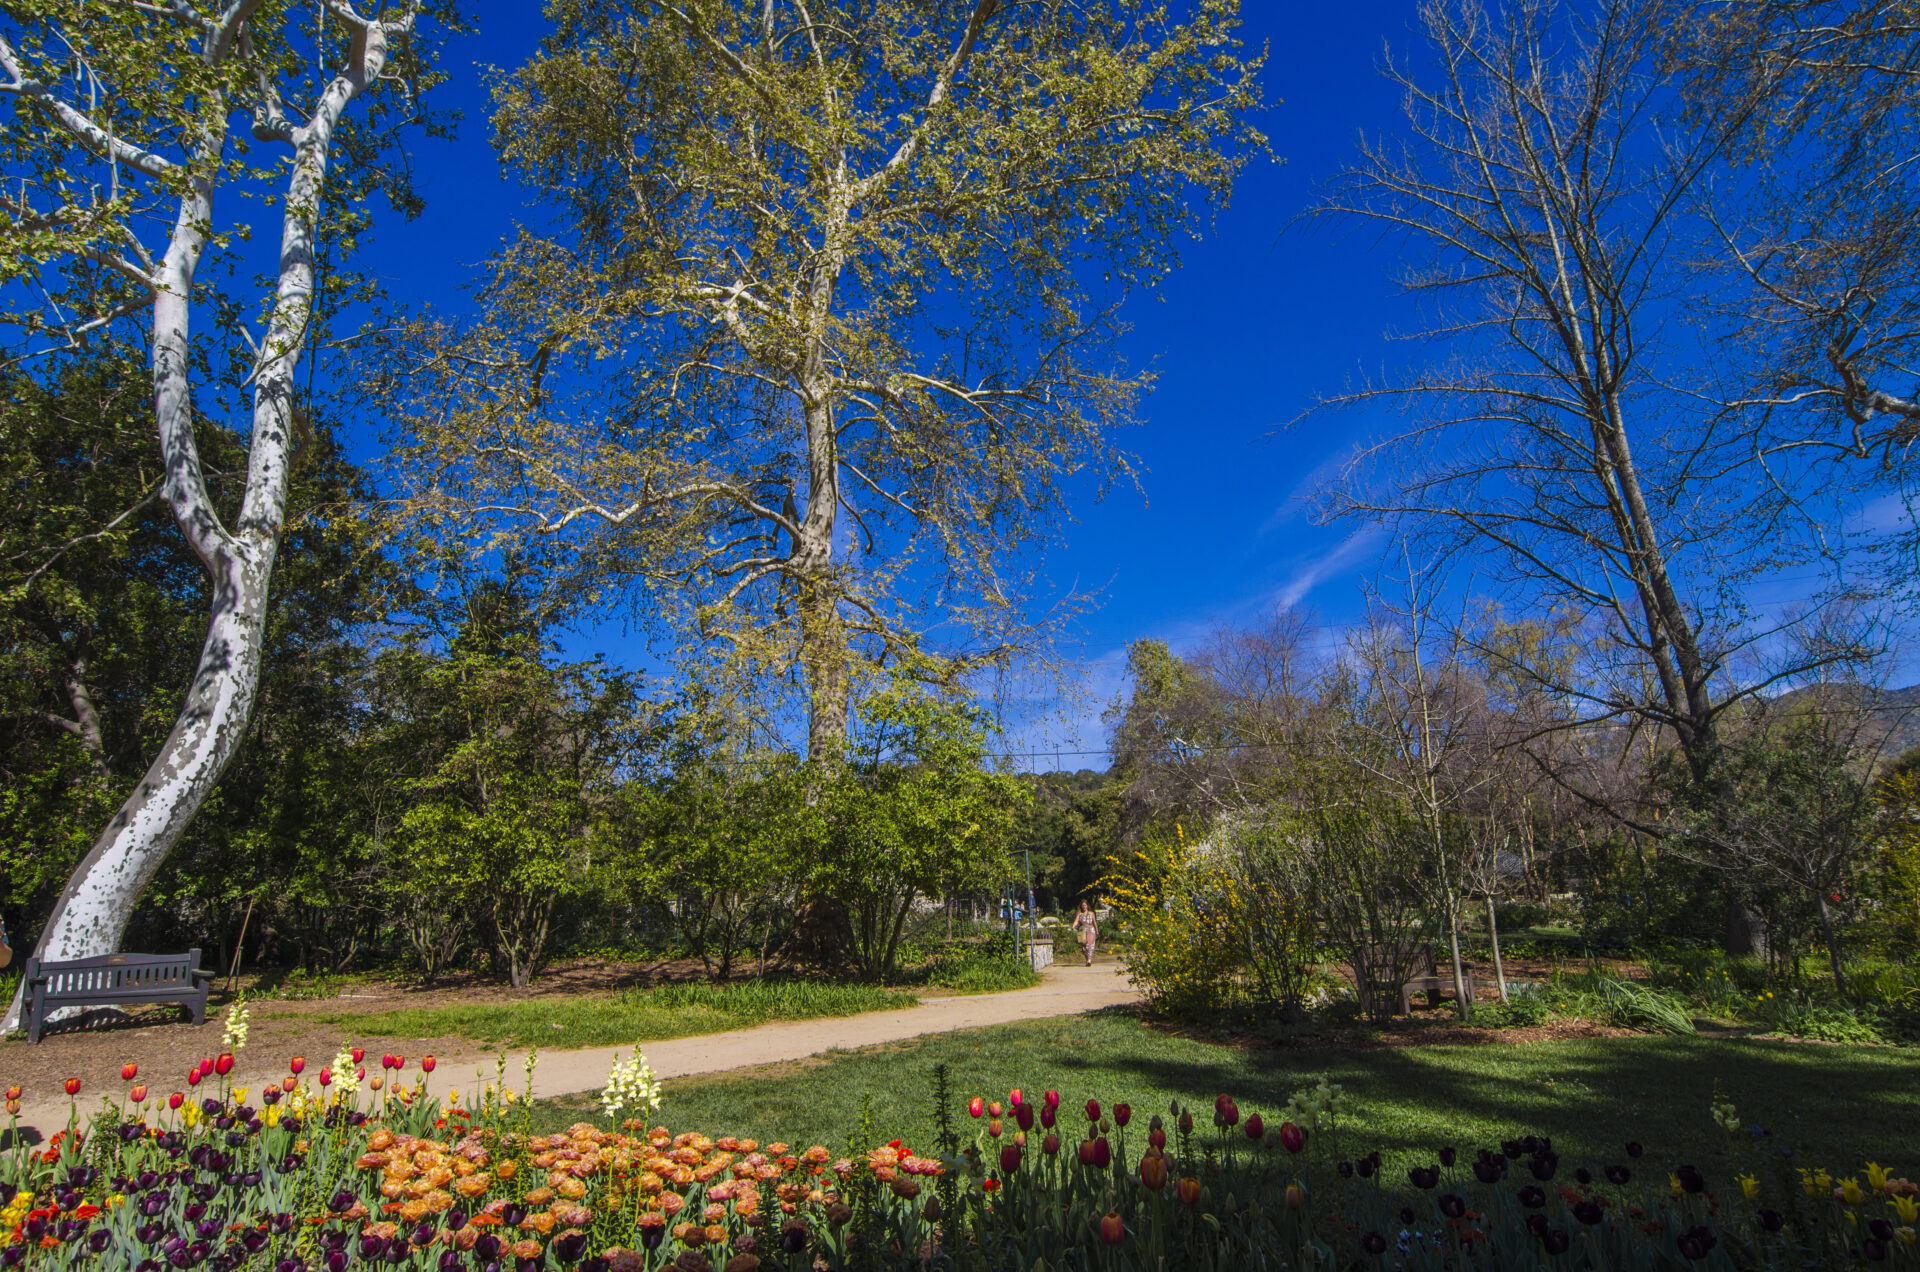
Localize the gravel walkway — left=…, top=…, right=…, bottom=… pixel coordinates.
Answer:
left=2, top=961, right=1140, bottom=1137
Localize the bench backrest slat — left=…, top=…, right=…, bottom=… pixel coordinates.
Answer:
left=38, top=953, right=195, bottom=1001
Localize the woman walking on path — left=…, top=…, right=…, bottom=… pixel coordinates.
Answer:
left=1072, top=901, right=1099, bottom=966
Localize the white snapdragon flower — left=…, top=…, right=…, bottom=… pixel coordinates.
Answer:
left=601, top=1048, right=662, bottom=1124
left=222, top=999, right=251, bottom=1053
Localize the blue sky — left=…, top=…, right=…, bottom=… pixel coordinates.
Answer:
left=350, top=3, right=1475, bottom=763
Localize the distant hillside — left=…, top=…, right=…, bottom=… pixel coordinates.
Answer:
left=1772, top=683, right=1920, bottom=766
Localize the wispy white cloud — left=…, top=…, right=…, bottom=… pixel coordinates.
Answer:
left=1268, top=525, right=1386, bottom=613
left=994, top=528, right=1384, bottom=771
left=1257, top=448, right=1355, bottom=536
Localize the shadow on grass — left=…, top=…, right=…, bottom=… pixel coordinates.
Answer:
left=551, top=1015, right=1920, bottom=1177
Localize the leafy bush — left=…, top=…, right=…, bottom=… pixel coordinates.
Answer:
left=1763, top=1000, right=1894, bottom=1046
left=1494, top=900, right=1549, bottom=931
left=1472, top=986, right=1552, bottom=1028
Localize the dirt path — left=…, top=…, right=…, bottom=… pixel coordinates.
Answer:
left=2, top=961, right=1141, bottom=1137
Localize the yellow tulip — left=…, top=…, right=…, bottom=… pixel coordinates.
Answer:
left=1737, top=1174, right=1760, bottom=1200
left=1842, top=1179, right=1866, bottom=1207
left=1868, top=1163, right=1892, bottom=1194
left=1893, top=1194, right=1920, bottom=1225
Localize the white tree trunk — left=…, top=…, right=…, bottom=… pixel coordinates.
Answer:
left=1, top=10, right=397, bottom=1035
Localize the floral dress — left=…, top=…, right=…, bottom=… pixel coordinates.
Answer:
left=1072, top=909, right=1098, bottom=961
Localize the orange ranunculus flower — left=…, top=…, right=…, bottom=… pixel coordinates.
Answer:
left=510, top=1240, right=543, bottom=1260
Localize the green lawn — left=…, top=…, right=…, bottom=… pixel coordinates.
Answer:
left=315, top=980, right=914, bottom=1050
left=532, top=1010, right=1920, bottom=1178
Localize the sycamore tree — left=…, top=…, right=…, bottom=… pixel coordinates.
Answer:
left=379, top=0, right=1267, bottom=757
left=0, top=0, right=460, bottom=1031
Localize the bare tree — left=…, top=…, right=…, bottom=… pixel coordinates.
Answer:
left=0, top=1, right=451, bottom=1033
left=1339, top=553, right=1500, bottom=1018
left=1682, top=3, right=1920, bottom=587
left=1305, top=0, right=1862, bottom=792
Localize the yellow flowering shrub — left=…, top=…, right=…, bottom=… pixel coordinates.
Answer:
left=1101, top=822, right=1320, bottom=1017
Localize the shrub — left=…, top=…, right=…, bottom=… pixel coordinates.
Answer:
left=1763, top=1000, right=1894, bottom=1046
left=1472, top=986, right=1552, bottom=1029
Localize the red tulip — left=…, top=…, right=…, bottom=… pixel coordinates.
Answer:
left=2, top=1086, right=18, bottom=1102
left=381, top=1054, right=395, bottom=1070
left=168, top=1092, right=184, bottom=1110
left=1042, top=1133, right=1060, bottom=1157
left=214, top=1054, right=234, bottom=1077
left=1220, top=1101, right=1240, bottom=1128
left=1138, top=1151, right=1169, bottom=1191
left=1014, top=1104, right=1034, bottom=1131
left=318, top=1068, right=333, bottom=1087
left=998, top=1144, right=1022, bottom=1175
left=1009, top=1088, right=1024, bottom=1108
left=1085, top=1099, right=1101, bottom=1123
left=1092, top=1136, right=1112, bottom=1169
left=187, top=1068, right=203, bottom=1088
left=129, top=1084, right=148, bottom=1104
left=121, top=1063, right=139, bottom=1082
left=1178, top=1110, right=1194, bottom=1134
left=1043, top=1089, right=1060, bottom=1109
left=1039, top=1103, right=1056, bottom=1129
left=1100, top=1212, right=1125, bottom=1246
left=1245, top=1113, right=1265, bottom=1141
left=350, top=1048, right=365, bottom=1065
left=392, top=1056, right=404, bottom=1072
left=289, top=1056, right=306, bottom=1075
left=1279, top=1121, right=1306, bottom=1154
left=1149, top=1128, right=1167, bottom=1151
left=63, top=1077, right=81, bottom=1097
left=421, top=1056, right=436, bottom=1074
left=1177, top=1177, right=1202, bottom=1206
left=355, top=1068, right=366, bottom=1084
left=968, top=1097, right=984, bottom=1119
left=1114, top=1102, right=1131, bottom=1128
left=282, top=1077, right=297, bottom=1093
left=1077, top=1139, right=1096, bottom=1166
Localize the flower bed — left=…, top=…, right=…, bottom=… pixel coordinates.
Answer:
left=2, top=1050, right=1915, bottom=1269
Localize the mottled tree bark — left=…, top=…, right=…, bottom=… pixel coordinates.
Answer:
left=1, top=7, right=407, bottom=1035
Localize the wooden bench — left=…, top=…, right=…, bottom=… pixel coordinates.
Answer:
left=24, top=950, right=212, bottom=1044
left=1398, top=946, right=1476, bottom=1015
left=1351, top=944, right=1477, bottom=1017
